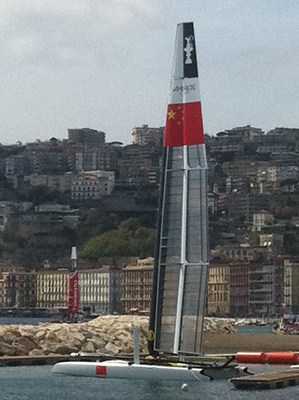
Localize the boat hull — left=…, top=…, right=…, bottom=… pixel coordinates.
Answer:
left=52, top=360, right=247, bottom=381
left=52, top=360, right=207, bottom=381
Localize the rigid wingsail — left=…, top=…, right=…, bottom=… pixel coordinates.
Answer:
left=149, top=21, right=208, bottom=356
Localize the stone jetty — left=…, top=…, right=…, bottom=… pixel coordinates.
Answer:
left=0, top=316, right=237, bottom=357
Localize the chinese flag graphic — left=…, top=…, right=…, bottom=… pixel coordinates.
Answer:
left=164, top=102, right=204, bottom=147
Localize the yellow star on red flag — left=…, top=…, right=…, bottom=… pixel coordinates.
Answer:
left=168, top=109, right=176, bottom=120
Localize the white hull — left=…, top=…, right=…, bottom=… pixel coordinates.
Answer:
left=52, top=360, right=247, bottom=381
left=52, top=360, right=208, bottom=381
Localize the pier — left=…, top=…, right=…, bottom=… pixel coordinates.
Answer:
left=231, top=369, right=299, bottom=390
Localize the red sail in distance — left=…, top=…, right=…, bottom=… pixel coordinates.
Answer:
left=68, top=271, right=80, bottom=315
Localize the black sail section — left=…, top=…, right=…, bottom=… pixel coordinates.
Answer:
left=183, top=22, right=198, bottom=78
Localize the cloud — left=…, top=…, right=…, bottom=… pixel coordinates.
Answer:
left=0, top=0, right=159, bottom=66
left=0, top=0, right=155, bottom=19
left=0, top=0, right=298, bottom=143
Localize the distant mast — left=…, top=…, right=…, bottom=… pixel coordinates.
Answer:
left=68, top=246, right=80, bottom=320
left=150, top=22, right=208, bottom=356
left=71, top=246, right=77, bottom=270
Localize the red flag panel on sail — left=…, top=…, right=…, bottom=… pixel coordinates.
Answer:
left=164, top=101, right=204, bottom=147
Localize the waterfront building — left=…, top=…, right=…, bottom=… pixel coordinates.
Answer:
left=248, top=263, right=282, bottom=317
left=15, top=272, right=37, bottom=308
left=283, top=258, right=299, bottom=314
left=0, top=271, right=36, bottom=308
left=208, top=263, right=230, bottom=316
left=229, top=262, right=249, bottom=317
left=36, top=271, right=69, bottom=309
left=80, top=268, right=114, bottom=314
left=0, top=272, right=15, bottom=307
left=120, top=258, right=153, bottom=314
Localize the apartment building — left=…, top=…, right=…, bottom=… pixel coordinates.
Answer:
left=131, top=125, right=163, bottom=147
left=248, top=263, right=282, bottom=317
left=208, top=263, right=230, bottom=316
left=80, top=269, right=111, bottom=314
left=71, top=170, right=115, bottom=201
left=0, top=271, right=36, bottom=308
left=120, top=258, right=153, bottom=314
left=36, top=271, right=69, bottom=309
left=283, top=258, right=299, bottom=314
left=229, top=262, right=249, bottom=317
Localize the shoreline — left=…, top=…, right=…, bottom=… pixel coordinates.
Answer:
left=2, top=333, right=299, bottom=367
left=0, top=316, right=297, bottom=365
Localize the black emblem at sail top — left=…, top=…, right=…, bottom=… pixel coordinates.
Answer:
left=183, top=22, right=198, bottom=78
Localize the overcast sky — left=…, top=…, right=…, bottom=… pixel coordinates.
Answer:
left=1, top=0, right=298, bottom=144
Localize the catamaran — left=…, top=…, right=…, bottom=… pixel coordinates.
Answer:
left=52, top=21, right=249, bottom=382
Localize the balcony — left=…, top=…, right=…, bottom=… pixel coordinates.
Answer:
left=249, top=286, right=272, bottom=293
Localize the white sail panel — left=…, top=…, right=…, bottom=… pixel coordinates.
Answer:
left=154, top=144, right=208, bottom=355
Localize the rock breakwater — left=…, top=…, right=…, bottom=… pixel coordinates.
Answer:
left=0, top=316, right=237, bottom=357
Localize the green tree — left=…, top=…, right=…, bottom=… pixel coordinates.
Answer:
left=81, top=218, right=155, bottom=260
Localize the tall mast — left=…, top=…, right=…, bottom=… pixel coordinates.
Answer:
left=149, top=22, right=208, bottom=356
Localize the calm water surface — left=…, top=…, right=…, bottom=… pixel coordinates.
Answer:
left=0, top=317, right=53, bottom=325
left=0, top=366, right=298, bottom=400
left=0, top=318, right=293, bottom=398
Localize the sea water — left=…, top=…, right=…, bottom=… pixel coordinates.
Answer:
left=0, top=317, right=53, bottom=325
left=0, top=365, right=297, bottom=400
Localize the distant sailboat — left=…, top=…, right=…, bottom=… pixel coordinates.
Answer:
left=68, top=246, right=80, bottom=321
left=52, top=22, right=248, bottom=382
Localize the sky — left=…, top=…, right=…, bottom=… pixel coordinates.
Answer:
left=0, top=0, right=299, bottom=144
